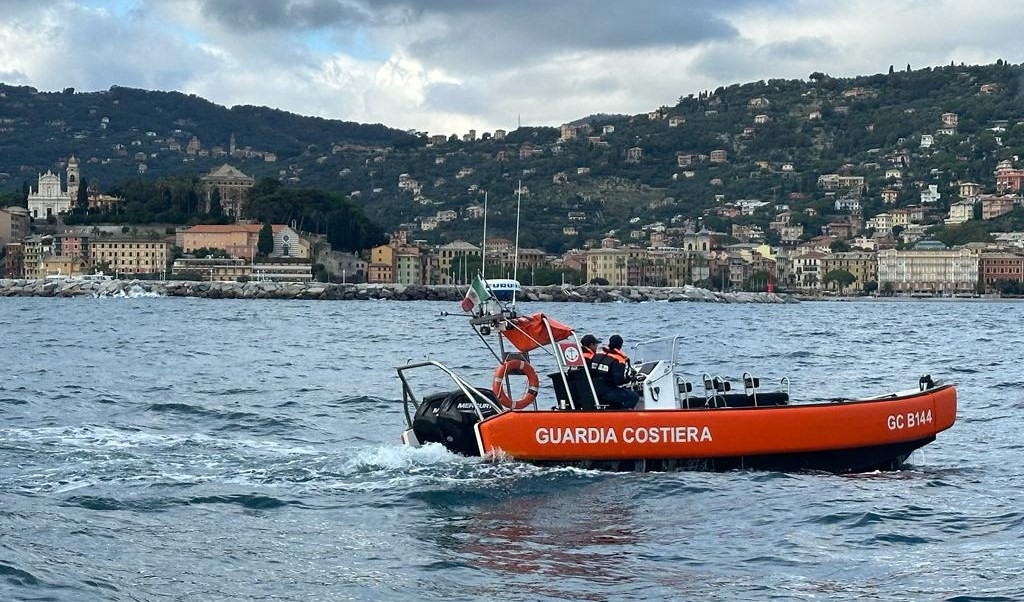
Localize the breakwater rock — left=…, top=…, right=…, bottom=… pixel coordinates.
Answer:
left=0, top=279, right=797, bottom=303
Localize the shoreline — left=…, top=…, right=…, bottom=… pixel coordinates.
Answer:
left=0, top=279, right=797, bottom=303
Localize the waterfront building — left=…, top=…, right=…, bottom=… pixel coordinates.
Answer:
left=367, top=242, right=396, bottom=284
left=434, top=240, right=477, bottom=286
left=791, top=251, right=824, bottom=289
left=0, top=206, right=30, bottom=247
left=44, top=255, right=89, bottom=278
left=586, top=247, right=628, bottom=285
left=821, top=252, right=877, bottom=292
left=172, top=257, right=249, bottom=282
left=90, top=239, right=168, bottom=276
left=877, top=248, right=979, bottom=294
left=21, top=235, right=55, bottom=279
left=3, top=242, right=24, bottom=278
left=252, top=259, right=313, bottom=282
left=55, top=234, right=90, bottom=259
left=395, top=247, right=426, bottom=285
left=181, top=224, right=307, bottom=259
left=979, top=252, right=1024, bottom=290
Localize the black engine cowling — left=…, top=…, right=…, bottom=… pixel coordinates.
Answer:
left=412, top=389, right=499, bottom=456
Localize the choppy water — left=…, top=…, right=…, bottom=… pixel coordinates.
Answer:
left=1, top=298, right=1022, bottom=601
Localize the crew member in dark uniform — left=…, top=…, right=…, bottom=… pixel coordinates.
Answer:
left=580, top=334, right=599, bottom=362
left=588, top=334, right=639, bottom=409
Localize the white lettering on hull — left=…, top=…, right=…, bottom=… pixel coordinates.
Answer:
left=535, top=426, right=712, bottom=445
left=886, top=409, right=933, bottom=431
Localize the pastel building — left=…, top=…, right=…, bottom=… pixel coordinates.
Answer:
left=181, top=224, right=308, bottom=259
left=877, top=248, right=979, bottom=294
left=90, top=239, right=169, bottom=276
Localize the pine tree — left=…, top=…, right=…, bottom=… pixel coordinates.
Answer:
left=209, top=188, right=223, bottom=218
left=888, top=64, right=894, bottom=75
left=76, top=177, right=89, bottom=213
left=257, top=222, right=274, bottom=256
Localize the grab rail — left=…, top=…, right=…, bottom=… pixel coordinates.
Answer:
left=396, top=360, right=503, bottom=427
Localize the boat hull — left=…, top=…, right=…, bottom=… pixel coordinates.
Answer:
left=475, top=384, right=956, bottom=473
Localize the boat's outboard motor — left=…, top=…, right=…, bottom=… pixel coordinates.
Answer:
left=412, top=389, right=499, bottom=456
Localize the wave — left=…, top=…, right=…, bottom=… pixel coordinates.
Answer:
left=0, top=561, right=40, bottom=586
left=144, top=401, right=296, bottom=432
left=95, top=284, right=163, bottom=298
left=62, top=492, right=302, bottom=512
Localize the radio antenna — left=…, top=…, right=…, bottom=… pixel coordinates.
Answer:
left=512, top=181, right=522, bottom=305
left=481, top=191, right=488, bottom=280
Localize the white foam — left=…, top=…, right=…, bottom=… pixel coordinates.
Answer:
left=343, top=442, right=463, bottom=472
left=95, top=284, right=163, bottom=298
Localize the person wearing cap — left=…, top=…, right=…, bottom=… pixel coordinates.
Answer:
left=580, top=334, right=599, bottom=362
left=588, top=333, right=639, bottom=409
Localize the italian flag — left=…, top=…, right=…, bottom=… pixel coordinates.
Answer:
left=461, top=276, right=492, bottom=313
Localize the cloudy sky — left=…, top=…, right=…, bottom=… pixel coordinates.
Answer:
left=2, top=0, right=1023, bottom=135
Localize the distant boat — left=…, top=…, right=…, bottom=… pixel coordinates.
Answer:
left=75, top=273, right=112, bottom=282
left=46, top=272, right=112, bottom=282
left=484, top=279, right=521, bottom=302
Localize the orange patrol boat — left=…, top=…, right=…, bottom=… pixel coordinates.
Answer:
left=397, top=295, right=957, bottom=473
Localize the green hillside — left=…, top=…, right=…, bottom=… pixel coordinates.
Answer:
left=3, top=62, right=1024, bottom=252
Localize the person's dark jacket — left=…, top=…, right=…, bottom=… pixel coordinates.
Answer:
left=589, top=351, right=631, bottom=394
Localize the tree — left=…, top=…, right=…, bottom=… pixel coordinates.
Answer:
left=209, top=188, right=223, bottom=218
left=888, top=65, right=895, bottom=75
left=257, top=221, right=274, bottom=257
left=75, top=177, right=89, bottom=213
left=830, top=239, right=851, bottom=252
left=823, top=269, right=857, bottom=292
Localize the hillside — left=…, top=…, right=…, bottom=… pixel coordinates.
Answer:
left=3, top=62, right=1024, bottom=252
left=0, top=84, right=415, bottom=189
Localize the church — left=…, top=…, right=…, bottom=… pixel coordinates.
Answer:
left=27, top=156, right=79, bottom=219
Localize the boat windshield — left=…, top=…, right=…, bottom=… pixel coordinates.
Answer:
left=631, top=336, right=683, bottom=365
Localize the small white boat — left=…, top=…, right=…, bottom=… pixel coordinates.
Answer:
left=484, top=279, right=521, bottom=302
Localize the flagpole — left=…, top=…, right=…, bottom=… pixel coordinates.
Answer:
left=512, top=180, right=522, bottom=305
left=481, top=191, right=488, bottom=280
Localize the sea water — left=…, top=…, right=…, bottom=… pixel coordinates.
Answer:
left=1, top=298, right=1021, bottom=601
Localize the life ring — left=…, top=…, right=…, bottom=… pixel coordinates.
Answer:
left=491, top=359, right=540, bottom=410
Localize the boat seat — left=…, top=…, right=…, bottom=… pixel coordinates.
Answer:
left=549, top=369, right=598, bottom=410
left=685, top=391, right=789, bottom=408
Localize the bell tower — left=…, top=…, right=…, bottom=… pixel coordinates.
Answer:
left=66, top=155, right=80, bottom=200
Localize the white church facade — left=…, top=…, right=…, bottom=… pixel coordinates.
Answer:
left=28, top=156, right=80, bottom=219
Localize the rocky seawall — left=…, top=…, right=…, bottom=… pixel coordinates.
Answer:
left=0, top=279, right=797, bottom=303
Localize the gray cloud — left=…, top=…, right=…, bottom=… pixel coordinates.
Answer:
left=185, top=0, right=747, bottom=66
left=0, top=70, right=29, bottom=84
left=191, top=0, right=373, bottom=31
left=5, top=1, right=1024, bottom=136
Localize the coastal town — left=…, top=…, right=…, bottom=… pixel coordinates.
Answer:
left=2, top=141, right=1024, bottom=296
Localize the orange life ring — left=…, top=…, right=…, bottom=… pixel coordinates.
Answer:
left=491, top=359, right=540, bottom=410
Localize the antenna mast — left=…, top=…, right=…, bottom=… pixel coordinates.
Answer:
left=481, top=191, right=488, bottom=280
left=512, top=181, right=522, bottom=304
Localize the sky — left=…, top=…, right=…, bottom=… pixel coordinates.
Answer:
left=1, top=0, right=1023, bottom=136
